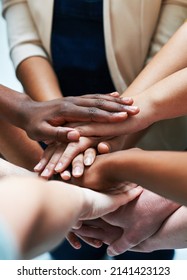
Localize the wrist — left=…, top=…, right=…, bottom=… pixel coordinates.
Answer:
left=15, top=95, right=36, bottom=130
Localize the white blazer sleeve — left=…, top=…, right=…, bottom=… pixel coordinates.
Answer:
left=2, top=0, right=48, bottom=70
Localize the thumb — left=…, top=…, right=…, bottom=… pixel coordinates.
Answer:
left=107, top=234, right=129, bottom=256
left=41, top=124, right=80, bottom=144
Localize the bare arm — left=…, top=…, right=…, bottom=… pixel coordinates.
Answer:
left=0, top=176, right=141, bottom=259
left=0, top=120, right=42, bottom=170
left=17, top=57, right=63, bottom=101
left=71, top=148, right=187, bottom=207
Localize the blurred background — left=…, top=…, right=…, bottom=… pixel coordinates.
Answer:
left=1, top=2, right=187, bottom=260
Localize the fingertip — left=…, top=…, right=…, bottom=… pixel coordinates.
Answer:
left=97, top=142, right=110, bottom=154
left=110, top=91, right=120, bottom=97
left=67, top=130, right=80, bottom=141
left=61, top=170, right=71, bottom=180
left=107, top=247, right=117, bottom=257
left=34, top=162, right=42, bottom=172
left=84, top=157, right=94, bottom=166
left=72, top=167, right=83, bottom=178
left=121, top=97, right=133, bottom=104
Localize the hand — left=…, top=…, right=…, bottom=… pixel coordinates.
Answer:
left=129, top=205, right=186, bottom=252
left=69, top=218, right=122, bottom=249
left=70, top=190, right=180, bottom=256
left=21, top=94, right=139, bottom=143
left=34, top=136, right=105, bottom=179
left=69, top=151, right=136, bottom=191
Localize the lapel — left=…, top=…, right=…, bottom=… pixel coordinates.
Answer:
left=104, top=0, right=161, bottom=92
left=28, top=0, right=54, bottom=56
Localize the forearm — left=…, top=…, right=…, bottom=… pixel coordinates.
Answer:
left=150, top=206, right=187, bottom=250
left=0, top=120, right=43, bottom=170
left=0, top=84, right=34, bottom=127
left=0, top=158, right=36, bottom=178
left=0, top=177, right=84, bottom=259
left=124, top=22, right=187, bottom=97
left=129, top=67, right=187, bottom=126
left=116, top=149, right=187, bottom=206
left=121, top=22, right=187, bottom=147
left=17, top=57, right=62, bottom=101
left=133, top=206, right=187, bottom=251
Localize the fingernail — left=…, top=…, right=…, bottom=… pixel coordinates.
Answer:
left=107, top=248, right=117, bottom=256
left=34, top=162, right=42, bottom=171
left=55, top=162, right=63, bottom=172
left=67, top=130, right=80, bottom=141
left=73, top=167, right=83, bottom=177
left=41, top=168, right=49, bottom=177
left=93, top=240, right=102, bottom=247
left=121, top=97, right=133, bottom=102
left=114, top=112, right=127, bottom=117
left=125, top=105, right=139, bottom=112
left=61, top=171, right=71, bottom=180
left=84, top=157, right=93, bottom=166
left=110, top=91, right=119, bottom=97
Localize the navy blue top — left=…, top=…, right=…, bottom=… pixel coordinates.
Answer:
left=51, top=0, right=115, bottom=96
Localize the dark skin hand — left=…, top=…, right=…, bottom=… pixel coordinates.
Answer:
left=0, top=85, right=139, bottom=143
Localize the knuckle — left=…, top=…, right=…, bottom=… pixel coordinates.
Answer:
left=95, top=98, right=105, bottom=109
left=88, top=107, right=97, bottom=121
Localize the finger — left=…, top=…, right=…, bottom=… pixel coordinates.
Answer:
left=97, top=142, right=111, bottom=154
left=75, top=122, right=126, bottom=137
left=66, top=232, right=82, bottom=249
left=72, top=220, right=83, bottom=230
left=73, top=225, right=109, bottom=244
left=109, top=92, right=120, bottom=98
left=34, top=144, right=58, bottom=173
left=107, top=234, right=127, bottom=256
left=84, top=148, right=96, bottom=166
left=39, top=124, right=80, bottom=143
left=40, top=144, right=66, bottom=179
left=73, top=220, right=123, bottom=245
left=72, top=154, right=84, bottom=178
left=72, top=232, right=103, bottom=248
left=81, top=186, right=143, bottom=220
left=78, top=93, right=134, bottom=105
left=55, top=137, right=96, bottom=173
left=60, top=170, right=71, bottom=181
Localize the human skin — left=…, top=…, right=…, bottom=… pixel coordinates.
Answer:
left=0, top=84, right=139, bottom=143
left=71, top=205, right=187, bottom=255
left=0, top=120, right=43, bottom=170
left=35, top=67, right=187, bottom=178
left=0, top=173, right=142, bottom=259
left=65, top=148, right=187, bottom=254
left=35, top=22, right=187, bottom=177
left=69, top=189, right=179, bottom=256
left=69, top=148, right=187, bottom=206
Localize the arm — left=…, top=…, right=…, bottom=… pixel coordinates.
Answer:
left=130, top=206, right=187, bottom=252
left=69, top=22, right=187, bottom=139
left=0, top=120, right=42, bottom=170
left=0, top=158, right=37, bottom=178
left=73, top=66, right=187, bottom=138
left=0, top=84, right=139, bottom=143
left=71, top=148, right=187, bottom=207
left=0, top=176, right=141, bottom=259
left=71, top=190, right=180, bottom=255
left=35, top=67, right=187, bottom=177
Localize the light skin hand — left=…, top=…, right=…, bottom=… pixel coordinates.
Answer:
left=35, top=136, right=113, bottom=179
left=129, top=206, right=187, bottom=252
left=69, top=190, right=180, bottom=256
left=62, top=135, right=126, bottom=181
left=68, top=218, right=123, bottom=250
